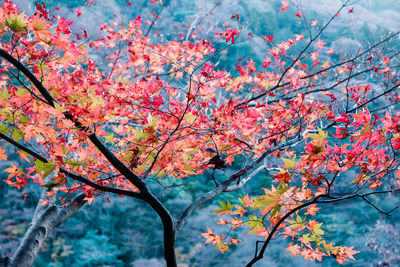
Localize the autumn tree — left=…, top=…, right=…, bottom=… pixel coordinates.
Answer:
left=0, top=0, right=399, bottom=266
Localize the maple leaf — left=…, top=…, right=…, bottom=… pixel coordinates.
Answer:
left=133, top=16, right=142, bottom=28
left=245, top=215, right=263, bottom=235
left=217, top=218, right=228, bottom=225
left=282, top=227, right=299, bottom=239
left=200, top=227, right=222, bottom=245
left=4, top=163, right=19, bottom=179
left=307, top=220, right=324, bottom=235
left=383, top=56, right=390, bottom=64
left=29, top=15, right=52, bottom=41
left=213, top=200, right=233, bottom=216
left=241, top=194, right=253, bottom=207
left=224, top=27, right=239, bottom=44
left=201, top=63, right=214, bottom=78
left=57, top=17, right=73, bottom=34
left=316, top=40, right=325, bottom=49
left=74, top=9, right=82, bottom=17
left=335, top=246, right=359, bottom=264
left=230, top=217, right=243, bottom=229
left=35, top=160, right=56, bottom=179
left=295, top=34, right=304, bottom=41
left=84, top=194, right=95, bottom=205
left=282, top=156, right=297, bottom=169
left=341, top=247, right=359, bottom=260
left=280, top=1, right=289, bottom=13
left=231, top=13, right=240, bottom=21
left=40, top=199, right=51, bottom=206
left=304, top=204, right=320, bottom=216
left=35, top=1, right=49, bottom=19
left=262, top=57, right=271, bottom=68
left=45, top=190, right=56, bottom=198
left=287, top=243, right=301, bottom=257
left=5, top=12, right=27, bottom=33
left=232, top=204, right=247, bottom=217
left=216, top=242, right=230, bottom=253
left=0, top=146, right=7, bottom=161
left=103, top=133, right=115, bottom=144
left=229, top=237, right=241, bottom=245
left=262, top=34, right=274, bottom=43
left=273, top=172, right=291, bottom=183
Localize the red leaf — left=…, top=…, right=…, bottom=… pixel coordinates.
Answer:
left=57, top=17, right=73, bottom=34
left=224, top=27, right=240, bottom=44
left=74, top=9, right=82, bottom=17
left=262, top=34, right=274, bottom=43
left=280, top=1, right=289, bottom=13
left=231, top=13, right=240, bottom=21
left=262, top=57, right=271, bottom=68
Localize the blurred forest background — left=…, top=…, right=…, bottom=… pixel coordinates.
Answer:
left=1, top=0, right=400, bottom=266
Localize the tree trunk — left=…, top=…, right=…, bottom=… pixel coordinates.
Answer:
left=4, top=190, right=85, bottom=267
left=9, top=205, right=59, bottom=267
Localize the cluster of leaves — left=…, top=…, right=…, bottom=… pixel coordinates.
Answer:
left=198, top=1, right=400, bottom=265
left=203, top=186, right=358, bottom=264
left=0, top=0, right=399, bottom=265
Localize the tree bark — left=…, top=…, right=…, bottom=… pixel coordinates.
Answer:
left=6, top=190, right=85, bottom=267
left=0, top=246, right=8, bottom=267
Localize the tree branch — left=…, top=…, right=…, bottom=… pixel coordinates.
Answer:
left=175, top=135, right=301, bottom=235
left=0, top=49, right=177, bottom=267
left=0, top=132, right=143, bottom=200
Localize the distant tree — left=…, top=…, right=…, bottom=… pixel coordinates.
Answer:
left=0, top=0, right=399, bottom=266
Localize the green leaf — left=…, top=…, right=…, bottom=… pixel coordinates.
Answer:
left=5, top=12, right=27, bottom=33
left=296, top=213, right=303, bottom=223
left=270, top=204, right=281, bottom=217
left=134, top=129, right=147, bottom=142
left=253, top=197, right=276, bottom=211
left=0, top=88, right=10, bottom=99
left=301, top=233, right=312, bottom=242
left=213, top=200, right=233, bottom=214
left=15, top=86, right=28, bottom=97
left=313, top=223, right=325, bottom=236
left=288, top=213, right=305, bottom=229
left=103, top=133, right=114, bottom=144
left=11, top=129, right=24, bottom=142
left=185, top=165, right=194, bottom=171
left=282, top=156, right=297, bottom=169
left=245, top=215, right=263, bottom=235
left=35, top=160, right=56, bottom=178
left=309, top=128, right=328, bottom=142
left=0, top=122, right=10, bottom=134
left=183, top=112, right=196, bottom=122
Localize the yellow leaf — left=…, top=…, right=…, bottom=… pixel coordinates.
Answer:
left=282, top=156, right=297, bottom=169
left=5, top=12, right=27, bottom=33
left=103, top=133, right=114, bottom=144
left=309, top=128, right=327, bottom=142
